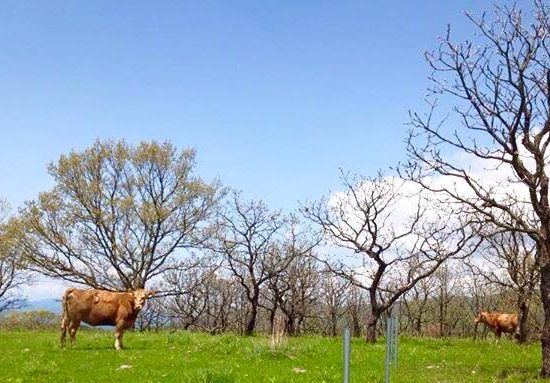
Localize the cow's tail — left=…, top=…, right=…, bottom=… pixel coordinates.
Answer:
left=60, top=288, right=75, bottom=347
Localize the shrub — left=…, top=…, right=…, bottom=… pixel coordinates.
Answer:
left=0, top=310, right=60, bottom=330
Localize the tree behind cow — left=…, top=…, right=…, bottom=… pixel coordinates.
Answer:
left=16, top=140, right=222, bottom=290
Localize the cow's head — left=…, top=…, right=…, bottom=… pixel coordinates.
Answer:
left=132, top=289, right=156, bottom=310
left=474, top=311, right=487, bottom=324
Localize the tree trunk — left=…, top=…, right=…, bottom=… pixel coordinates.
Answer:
left=286, top=316, right=296, bottom=336
left=438, top=285, right=447, bottom=337
left=296, top=314, right=305, bottom=334
left=245, top=300, right=258, bottom=336
left=365, top=312, right=378, bottom=343
left=330, top=309, right=338, bottom=337
left=517, top=299, right=529, bottom=344
left=268, top=306, right=276, bottom=334
left=352, top=311, right=362, bottom=337
left=415, top=317, right=422, bottom=336
left=540, top=256, right=550, bottom=377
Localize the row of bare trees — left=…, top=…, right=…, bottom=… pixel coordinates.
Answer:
left=132, top=256, right=542, bottom=341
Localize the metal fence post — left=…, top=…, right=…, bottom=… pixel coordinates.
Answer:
left=393, top=314, right=399, bottom=368
left=384, top=317, right=392, bottom=383
left=385, top=314, right=399, bottom=383
left=343, top=326, right=351, bottom=383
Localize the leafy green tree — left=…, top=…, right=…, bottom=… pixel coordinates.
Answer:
left=17, top=140, right=221, bottom=290
left=0, top=200, right=30, bottom=312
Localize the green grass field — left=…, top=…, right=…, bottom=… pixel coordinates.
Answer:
left=0, top=330, right=544, bottom=382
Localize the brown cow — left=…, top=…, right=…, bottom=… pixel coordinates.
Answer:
left=60, top=288, right=155, bottom=350
left=474, top=311, right=518, bottom=341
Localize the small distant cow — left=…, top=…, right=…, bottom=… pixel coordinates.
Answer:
left=474, top=311, right=518, bottom=341
left=60, top=288, right=155, bottom=350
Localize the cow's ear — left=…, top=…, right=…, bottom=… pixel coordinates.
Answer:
left=147, top=291, right=156, bottom=298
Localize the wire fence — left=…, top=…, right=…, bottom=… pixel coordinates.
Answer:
left=342, top=314, right=399, bottom=383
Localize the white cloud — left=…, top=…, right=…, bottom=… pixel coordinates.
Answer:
left=321, top=150, right=536, bottom=291
left=20, top=276, right=70, bottom=301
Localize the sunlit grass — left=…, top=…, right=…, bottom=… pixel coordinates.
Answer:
left=0, top=330, right=543, bottom=382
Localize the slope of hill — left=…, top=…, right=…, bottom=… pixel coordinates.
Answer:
left=21, top=298, right=61, bottom=313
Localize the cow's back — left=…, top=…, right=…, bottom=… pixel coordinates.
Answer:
left=497, top=313, right=518, bottom=333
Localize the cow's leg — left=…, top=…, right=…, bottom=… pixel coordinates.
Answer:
left=60, top=315, right=68, bottom=347
left=495, top=329, right=502, bottom=342
left=115, top=325, right=124, bottom=350
left=69, top=321, right=80, bottom=345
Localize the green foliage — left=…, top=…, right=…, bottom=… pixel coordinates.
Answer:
left=0, top=310, right=59, bottom=330
left=16, top=139, right=222, bottom=290
left=0, top=330, right=543, bottom=382
left=0, top=203, right=31, bottom=312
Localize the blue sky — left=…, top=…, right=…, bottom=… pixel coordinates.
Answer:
left=0, top=0, right=497, bottom=212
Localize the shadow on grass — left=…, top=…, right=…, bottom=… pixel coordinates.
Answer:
left=495, top=367, right=541, bottom=381
left=60, top=343, right=153, bottom=351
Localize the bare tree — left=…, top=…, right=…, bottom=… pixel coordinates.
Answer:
left=135, top=295, right=171, bottom=332
left=161, top=258, right=224, bottom=332
left=279, top=255, right=320, bottom=335
left=432, top=263, right=463, bottom=337
left=164, top=269, right=237, bottom=334
left=402, top=275, right=437, bottom=336
left=459, top=262, right=511, bottom=339
left=318, top=273, right=350, bottom=337
left=402, top=1, right=550, bottom=374
left=467, top=229, right=538, bottom=342
left=347, top=285, right=367, bottom=337
left=261, top=217, right=320, bottom=335
left=212, top=192, right=289, bottom=335
left=303, top=171, right=478, bottom=342
left=16, top=140, right=221, bottom=290
left=192, top=275, right=237, bottom=334
left=264, top=253, right=321, bottom=336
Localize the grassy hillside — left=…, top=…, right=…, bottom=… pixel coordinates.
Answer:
left=0, top=330, right=543, bottom=382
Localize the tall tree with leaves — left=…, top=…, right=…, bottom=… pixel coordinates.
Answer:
left=0, top=200, right=30, bottom=312
left=17, top=140, right=221, bottom=290
left=403, top=1, right=550, bottom=374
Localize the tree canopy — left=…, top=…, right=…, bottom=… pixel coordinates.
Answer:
left=16, top=140, right=222, bottom=290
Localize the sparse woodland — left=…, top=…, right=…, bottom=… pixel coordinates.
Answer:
left=1, top=0, right=550, bottom=377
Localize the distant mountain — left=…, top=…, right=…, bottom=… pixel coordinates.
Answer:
left=21, top=298, right=61, bottom=314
